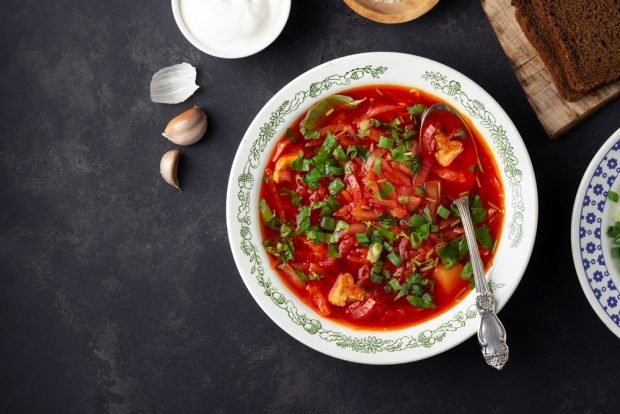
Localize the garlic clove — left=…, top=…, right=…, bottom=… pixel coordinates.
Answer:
left=150, top=63, right=199, bottom=104
left=162, top=106, right=208, bottom=146
left=160, top=149, right=182, bottom=190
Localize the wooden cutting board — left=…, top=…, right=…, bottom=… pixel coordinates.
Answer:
left=481, top=0, right=620, bottom=138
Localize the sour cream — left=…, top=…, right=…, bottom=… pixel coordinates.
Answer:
left=173, top=0, right=291, bottom=59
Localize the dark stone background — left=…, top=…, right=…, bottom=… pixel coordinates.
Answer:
left=1, top=0, right=619, bottom=413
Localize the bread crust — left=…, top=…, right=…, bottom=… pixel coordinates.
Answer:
left=513, top=0, right=582, bottom=101
left=530, top=0, right=620, bottom=94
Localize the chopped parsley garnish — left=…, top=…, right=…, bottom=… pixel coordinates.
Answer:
left=474, top=226, right=494, bottom=250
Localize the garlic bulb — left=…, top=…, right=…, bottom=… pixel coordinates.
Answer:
left=160, top=149, right=182, bottom=190
left=162, top=106, right=208, bottom=146
left=150, top=63, right=199, bottom=104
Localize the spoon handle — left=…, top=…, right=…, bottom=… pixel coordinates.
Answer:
left=454, top=197, right=509, bottom=370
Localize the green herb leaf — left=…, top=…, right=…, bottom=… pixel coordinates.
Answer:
left=380, top=181, right=395, bottom=199
left=387, top=252, right=402, bottom=266
left=378, top=136, right=394, bottom=149
left=407, top=104, right=427, bottom=117
left=300, top=95, right=355, bottom=137
left=474, top=226, right=494, bottom=250
left=328, top=178, right=345, bottom=195
left=328, top=244, right=341, bottom=258
left=437, top=241, right=459, bottom=269
left=470, top=195, right=487, bottom=223
left=407, top=293, right=435, bottom=308
left=437, top=205, right=451, bottom=219
left=296, top=206, right=311, bottom=233
left=281, top=188, right=301, bottom=206
left=374, top=158, right=382, bottom=174
left=609, top=191, right=620, bottom=203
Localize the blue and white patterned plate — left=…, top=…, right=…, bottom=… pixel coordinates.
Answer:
left=571, top=128, right=620, bottom=338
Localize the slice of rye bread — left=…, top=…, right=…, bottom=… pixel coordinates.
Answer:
left=530, top=0, right=620, bottom=95
left=511, top=0, right=583, bottom=101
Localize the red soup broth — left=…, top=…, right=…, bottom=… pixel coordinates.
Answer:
left=258, top=85, right=504, bottom=330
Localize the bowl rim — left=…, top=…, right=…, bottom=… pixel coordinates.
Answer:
left=226, top=52, right=538, bottom=364
left=170, top=0, right=291, bottom=59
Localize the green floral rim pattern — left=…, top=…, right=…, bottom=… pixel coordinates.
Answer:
left=235, top=65, right=520, bottom=354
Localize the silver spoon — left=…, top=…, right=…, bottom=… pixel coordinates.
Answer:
left=419, top=103, right=509, bottom=370
left=454, top=197, right=509, bottom=370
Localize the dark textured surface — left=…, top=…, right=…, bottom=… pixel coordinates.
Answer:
left=1, top=0, right=619, bottom=413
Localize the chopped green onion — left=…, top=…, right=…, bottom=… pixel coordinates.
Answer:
left=328, top=244, right=341, bottom=258
left=333, top=145, right=347, bottom=162
left=387, top=252, right=403, bottom=266
left=378, top=136, right=394, bottom=149
left=374, top=158, right=382, bottom=174
left=367, top=242, right=383, bottom=263
left=398, top=196, right=410, bottom=205
left=376, top=226, right=397, bottom=243
left=407, top=104, right=427, bottom=117
left=407, top=293, right=435, bottom=308
left=320, top=216, right=336, bottom=231
left=370, top=273, right=384, bottom=283
left=437, top=205, right=451, bottom=219
left=356, top=232, right=370, bottom=245
left=371, top=260, right=384, bottom=276
left=328, top=178, right=345, bottom=195
left=609, top=191, right=620, bottom=203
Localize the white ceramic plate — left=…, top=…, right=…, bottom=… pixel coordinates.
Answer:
left=226, top=52, right=538, bottom=364
left=571, top=128, right=620, bottom=338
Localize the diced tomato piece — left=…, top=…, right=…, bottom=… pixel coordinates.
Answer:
left=434, top=167, right=466, bottom=182
left=424, top=180, right=441, bottom=201
left=341, top=190, right=353, bottom=203
left=340, top=223, right=367, bottom=237
left=346, top=252, right=370, bottom=265
left=272, top=140, right=292, bottom=162
left=306, top=283, right=332, bottom=316
left=352, top=204, right=379, bottom=220
left=338, top=235, right=356, bottom=255
left=268, top=179, right=286, bottom=219
left=363, top=104, right=406, bottom=120
left=346, top=175, right=363, bottom=203
left=398, top=237, right=409, bottom=259
left=391, top=162, right=413, bottom=177
left=368, top=128, right=383, bottom=142
left=317, top=123, right=355, bottom=137
left=369, top=198, right=399, bottom=209
left=382, top=161, right=411, bottom=186
left=309, top=263, right=327, bottom=275
left=413, top=157, right=433, bottom=187
left=391, top=207, right=407, bottom=218
left=281, top=263, right=305, bottom=289
left=346, top=298, right=376, bottom=320
left=406, top=196, right=422, bottom=211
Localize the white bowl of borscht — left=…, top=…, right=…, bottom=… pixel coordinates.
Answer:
left=227, top=52, right=537, bottom=364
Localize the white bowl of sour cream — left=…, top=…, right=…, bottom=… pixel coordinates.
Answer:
left=172, top=0, right=291, bottom=59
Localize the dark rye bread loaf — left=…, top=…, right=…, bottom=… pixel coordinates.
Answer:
left=511, top=0, right=582, bottom=101
left=530, top=0, right=620, bottom=96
